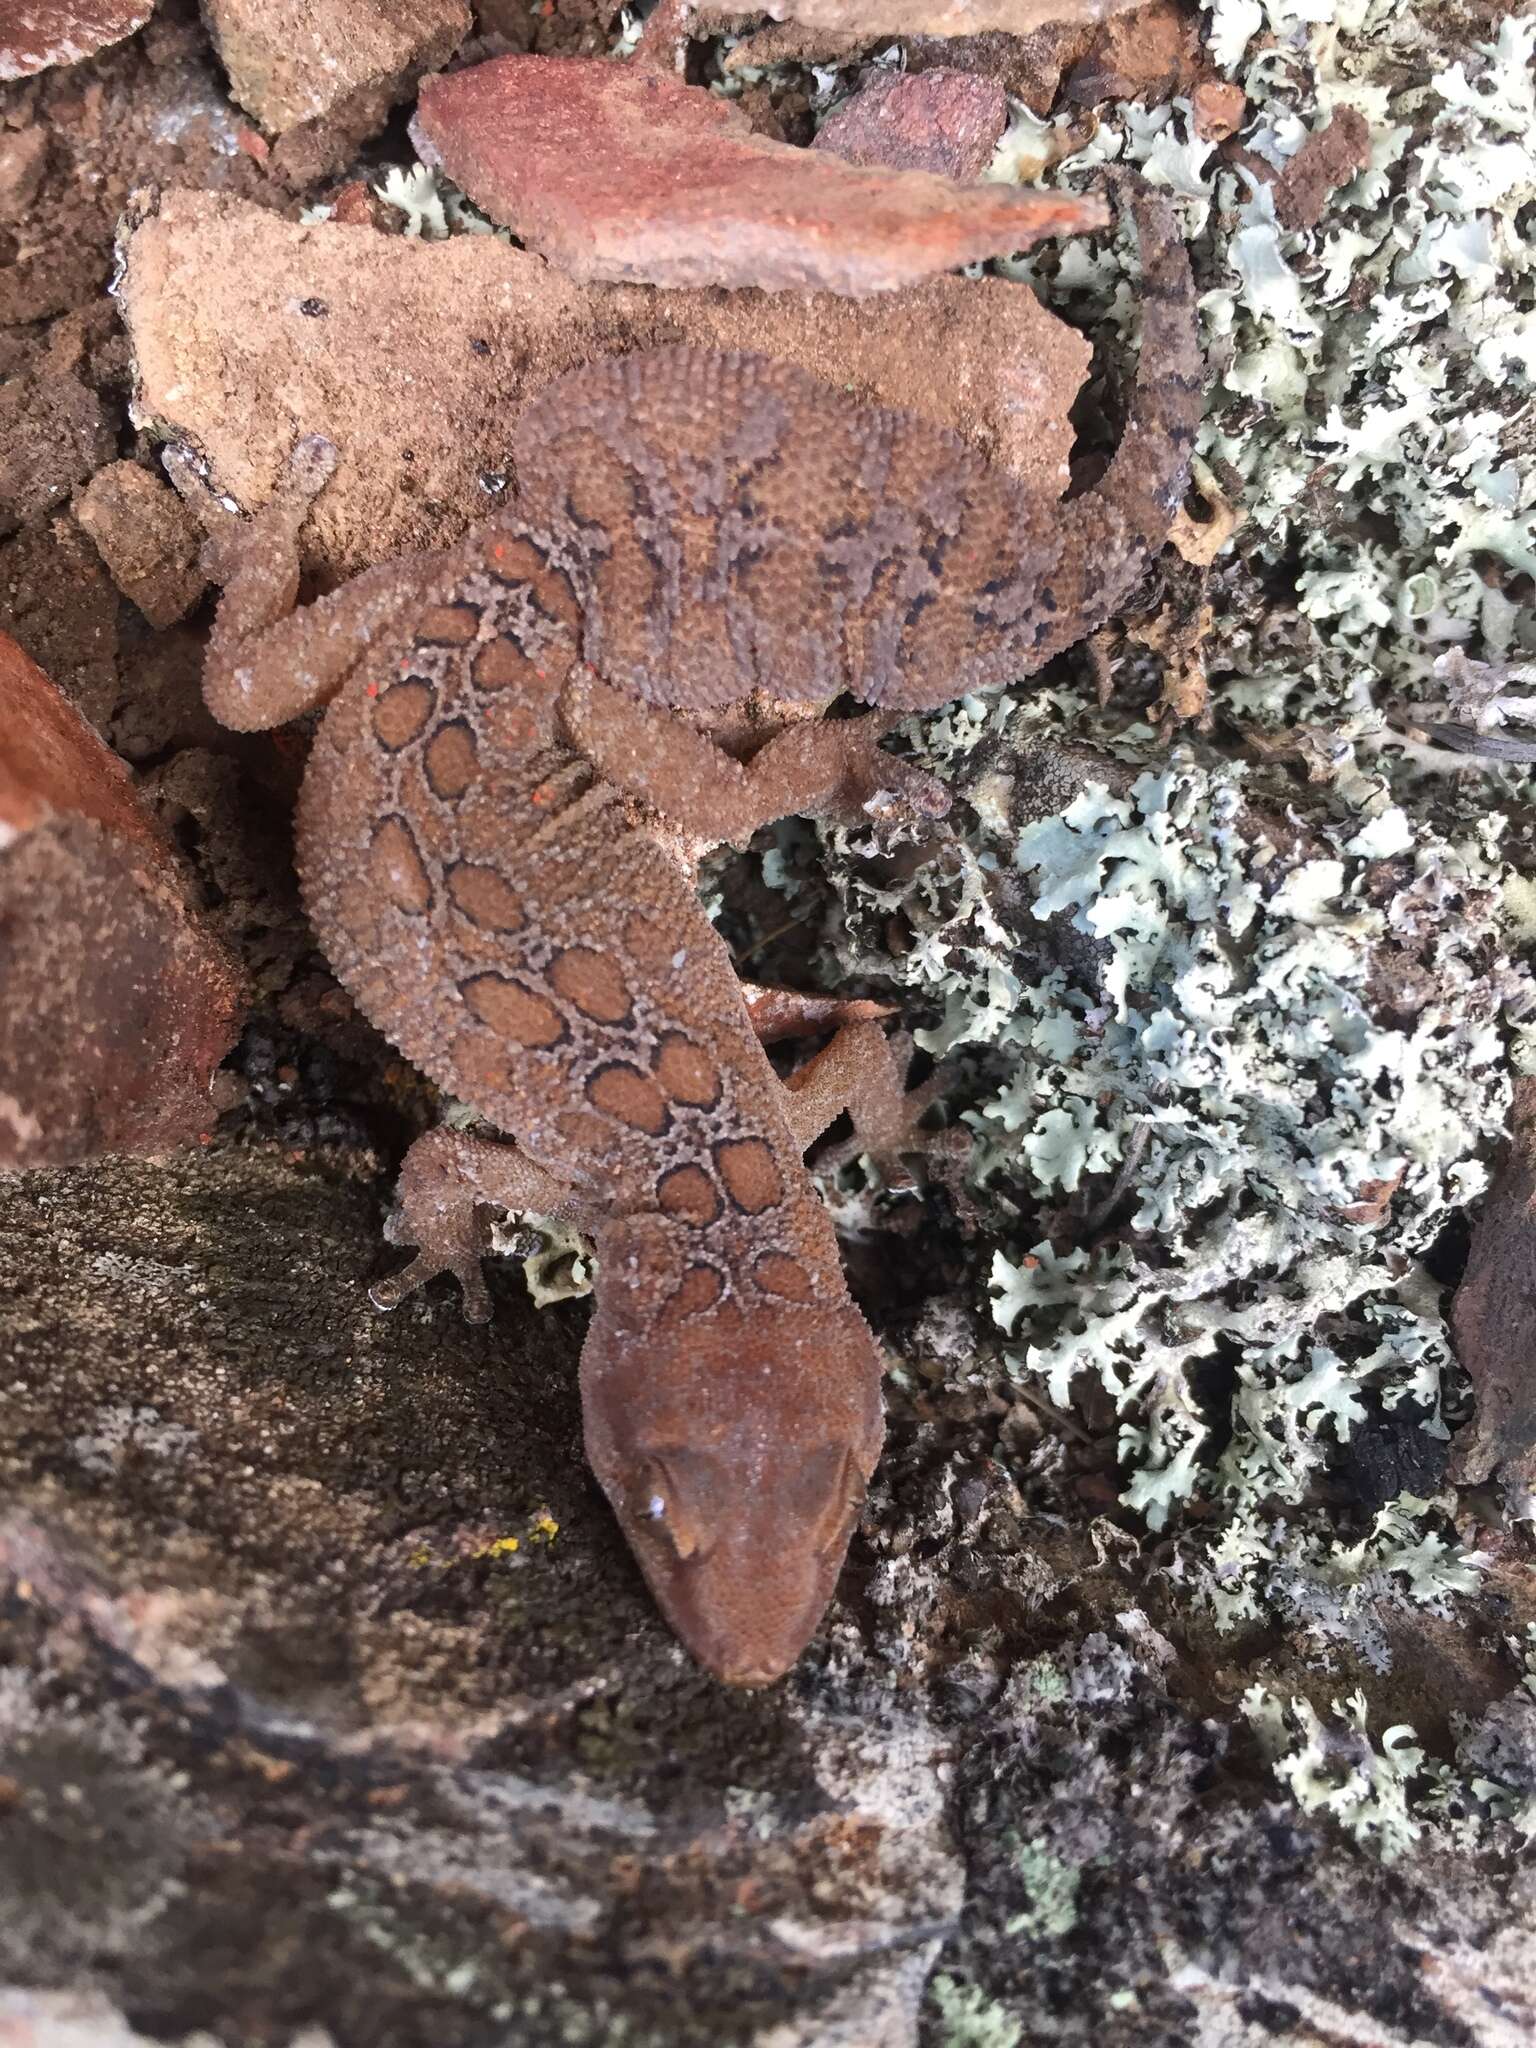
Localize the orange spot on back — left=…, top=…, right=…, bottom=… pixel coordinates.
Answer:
left=657, top=1164, right=721, bottom=1226
left=587, top=1062, right=669, bottom=1135
left=550, top=947, right=631, bottom=1023
left=460, top=972, right=565, bottom=1048
left=714, top=1138, right=782, bottom=1216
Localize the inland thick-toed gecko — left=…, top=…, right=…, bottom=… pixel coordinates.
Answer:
left=174, top=183, right=1200, bottom=1686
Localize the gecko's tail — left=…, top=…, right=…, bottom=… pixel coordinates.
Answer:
left=1017, top=178, right=1203, bottom=676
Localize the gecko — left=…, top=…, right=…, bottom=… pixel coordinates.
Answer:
left=174, top=181, right=1200, bottom=1687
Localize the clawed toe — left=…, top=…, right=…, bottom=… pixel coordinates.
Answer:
left=371, top=1249, right=492, bottom=1323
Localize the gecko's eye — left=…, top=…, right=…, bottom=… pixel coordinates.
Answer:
left=631, top=1453, right=712, bottom=1561
left=789, top=1446, right=865, bottom=1559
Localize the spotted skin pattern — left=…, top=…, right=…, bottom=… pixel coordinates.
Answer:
left=182, top=185, right=1201, bottom=1688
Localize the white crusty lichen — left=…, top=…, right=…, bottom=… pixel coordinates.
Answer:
left=1242, top=1686, right=1428, bottom=1861
left=1006, top=2, right=1536, bottom=760
left=759, top=0, right=1535, bottom=1677
left=1245, top=1645, right=1536, bottom=1859
left=769, top=689, right=1518, bottom=1636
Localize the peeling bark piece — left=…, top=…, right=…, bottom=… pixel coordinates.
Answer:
left=1270, top=107, right=1372, bottom=232
left=1450, top=1078, right=1536, bottom=1498
left=0, top=0, right=151, bottom=80
left=411, top=54, right=1105, bottom=294
left=0, top=634, right=243, bottom=1170
left=120, top=189, right=1091, bottom=582
left=76, top=461, right=209, bottom=627
left=759, top=0, right=1140, bottom=32
left=199, top=0, right=470, bottom=175
left=813, top=67, right=1008, bottom=180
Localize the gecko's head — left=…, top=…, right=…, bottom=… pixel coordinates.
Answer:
left=580, top=1226, right=884, bottom=1687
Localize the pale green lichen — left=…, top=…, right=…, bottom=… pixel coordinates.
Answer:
left=928, top=1974, right=1025, bottom=2048
left=1242, top=1685, right=1427, bottom=1860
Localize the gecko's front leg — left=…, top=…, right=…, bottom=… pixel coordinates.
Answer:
left=559, top=666, right=950, bottom=844
left=166, top=436, right=440, bottom=732
left=778, top=1016, right=975, bottom=1224
left=371, top=1128, right=605, bottom=1324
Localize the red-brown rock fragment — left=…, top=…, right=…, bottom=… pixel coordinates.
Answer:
left=813, top=67, right=1008, bottom=180
left=0, top=355, right=112, bottom=537
left=199, top=0, right=470, bottom=175
left=411, top=54, right=1105, bottom=294
left=75, top=461, right=209, bottom=627
left=0, top=634, right=243, bottom=1170
left=757, top=0, right=1140, bottom=31
left=1192, top=78, right=1247, bottom=142
left=119, top=188, right=1092, bottom=582
left=1270, top=107, right=1372, bottom=231
left=1059, top=0, right=1207, bottom=108
left=0, top=0, right=151, bottom=80
left=0, top=127, right=50, bottom=218
left=1450, top=1077, right=1536, bottom=1500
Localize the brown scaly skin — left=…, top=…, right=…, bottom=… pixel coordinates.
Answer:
left=174, top=185, right=1201, bottom=1687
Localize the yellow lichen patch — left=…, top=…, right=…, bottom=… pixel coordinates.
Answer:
left=528, top=1510, right=559, bottom=1543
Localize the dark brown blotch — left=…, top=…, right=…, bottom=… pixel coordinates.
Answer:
left=661, top=1263, right=724, bottom=1325
left=654, top=1032, right=719, bottom=1109
left=474, top=636, right=539, bottom=692
left=416, top=603, right=481, bottom=646
left=656, top=1163, right=722, bottom=1226
left=460, top=972, right=566, bottom=1048
left=372, top=678, right=436, bottom=751
left=753, top=1251, right=815, bottom=1303
left=550, top=946, right=631, bottom=1024
left=423, top=718, right=480, bottom=803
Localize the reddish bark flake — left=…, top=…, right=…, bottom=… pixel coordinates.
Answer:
left=0, top=634, right=243, bottom=1169
left=0, top=0, right=151, bottom=80
left=412, top=55, right=1106, bottom=296
left=813, top=68, right=1008, bottom=181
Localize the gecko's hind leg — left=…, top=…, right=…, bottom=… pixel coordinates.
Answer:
left=371, top=1128, right=599, bottom=1323
left=777, top=1018, right=975, bottom=1225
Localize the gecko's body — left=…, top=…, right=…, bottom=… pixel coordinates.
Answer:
left=183, top=186, right=1200, bottom=1685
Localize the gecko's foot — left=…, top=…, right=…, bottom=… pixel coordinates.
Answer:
left=845, top=721, right=951, bottom=835
left=370, top=1248, right=492, bottom=1324
left=371, top=1126, right=496, bottom=1323
left=816, top=1027, right=978, bottom=1227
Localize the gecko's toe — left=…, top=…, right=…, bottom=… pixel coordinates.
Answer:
left=370, top=1249, right=492, bottom=1322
